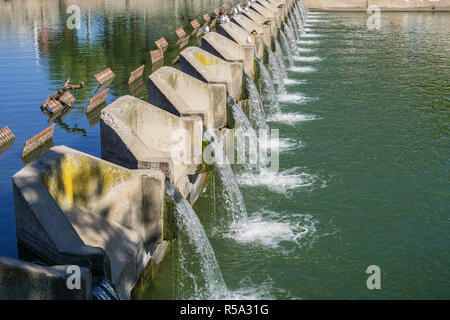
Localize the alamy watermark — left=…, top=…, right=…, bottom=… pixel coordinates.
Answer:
left=366, top=265, right=381, bottom=290
left=66, top=265, right=81, bottom=290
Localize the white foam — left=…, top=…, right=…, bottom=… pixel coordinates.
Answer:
left=284, top=78, right=306, bottom=85
left=298, top=47, right=316, bottom=53
left=267, top=112, right=318, bottom=124
left=297, top=40, right=320, bottom=45
left=278, top=92, right=311, bottom=103
left=293, top=56, right=322, bottom=62
left=238, top=168, right=314, bottom=193
left=259, top=137, right=303, bottom=152
left=288, top=66, right=317, bottom=73
left=226, top=210, right=317, bottom=250
left=307, top=19, right=329, bottom=23
left=302, top=33, right=324, bottom=38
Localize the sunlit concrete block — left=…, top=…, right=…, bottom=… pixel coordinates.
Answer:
left=149, top=66, right=227, bottom=130
left=202, top=32, right=255, bottom=79
left=232, top=14, right=272, bottom=48
left=180, top=47, right=244, bottom=101
left=100, top=95, right=203, bottom=197
left=12, top=145, right=166, bottom=299
left=218, top=21, right=264, bottom=61
left=251, top=2, right=281, bottom=26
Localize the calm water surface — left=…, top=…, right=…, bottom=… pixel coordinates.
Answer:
left=0, top=1, right=448, bottom=299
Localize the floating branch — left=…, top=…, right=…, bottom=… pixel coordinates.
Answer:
left=155, top=37, right=169, bottom=53
left=22, top=124, right=55, bottom=158
left=94, top=68, right=115, bottom=85
left=0, top=126, right=15, bottom=149
left=41, top=78, right=83, bottom=110
left=87, top=89, right=109, bottom=113
left=128, top=65, right=145, bottom=84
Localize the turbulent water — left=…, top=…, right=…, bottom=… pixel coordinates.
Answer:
left=165, top=181, right=228, bottom=299
left=245, top=76, right=268, bottom=130
left=0, top=0, right=448, bottom=301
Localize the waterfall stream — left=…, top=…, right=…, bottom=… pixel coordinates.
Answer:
left=256, top=58, right=281, bottom=114
left=165, top=180, right=228, bottom=299
left=245, top=75, right=268, bottom=130
left=273, top=37, right=287, bottom=80
left=279, top=29, right=294, bottom=67
left=92, top=279, right=121, bottom=300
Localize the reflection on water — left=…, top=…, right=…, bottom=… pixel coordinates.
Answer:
left=0, top=0, right=224, bottom=259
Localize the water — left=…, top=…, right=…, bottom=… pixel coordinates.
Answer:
left=255, top=58, right=280, bottom=114
left=165, top=180, right=228, bottom=299
left=279, top=29, right=294, bottom=67
left=0, top=1, right=449, bottom=300
left=273, top=37, right=288, bottom=81
left=92, top=279, right=121, bottom=300
left=245, top=75, right=268, bottom=130
left=266, top=44, right=285, bottom=94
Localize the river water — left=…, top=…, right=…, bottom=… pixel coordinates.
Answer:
left=0, top=1, right=448, bottom=299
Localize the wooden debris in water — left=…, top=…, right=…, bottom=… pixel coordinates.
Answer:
left=87, top=89, right=109, bottom=113
left=94, top=68, right=115, bottom=85
left=155, top=37, right=169, bottom=53
left=22, top=124, right=55, bottom=158
left=128, top=65, right=145, bottom=84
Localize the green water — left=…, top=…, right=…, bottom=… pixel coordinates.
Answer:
left=0, top=1, right=448, bottom=300
left=149, top=12, right=449, bottom=299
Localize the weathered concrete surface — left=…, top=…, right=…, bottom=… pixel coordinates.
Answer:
left=180, top=47, right=244, bottom=101
left=232, top=14, right=272, bottom=48
left=202, top=32, right=255, bottom=79
left=101, top=95, right=203, bottom=197
left=305, top=0, right=450, bottom=11
left=149, top=66, right=227, bottom=130
left=218, top=21, right=264, bottom=61
left=257, top=0, right=285, bottom=23
left=0, top=256, right=92, bottom=300
left=12, top=145, right=166, bottom=299
left=243, top=6, right=278, bottom=38
left=251, top=2, right=281, bottom=26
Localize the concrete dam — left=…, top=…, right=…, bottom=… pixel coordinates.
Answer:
left=0, top=0, right=309, bottom=300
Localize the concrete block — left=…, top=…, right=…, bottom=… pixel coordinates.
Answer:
left=251, top=2, right=280, bottom=26
left=201, top=32, right=255, bottom=79
left=232, top=14, right=272, bottom=48
left=180, top=47, right=244, bottom=101
left=218, top=21, right=264, bottom=61
left=149, top=66, right=227, bottom=130
left=0, top=256, right=92, bottom=300
left=100, top=95, right=203, bottom=198
left=12, top=145, right=166, bottom=299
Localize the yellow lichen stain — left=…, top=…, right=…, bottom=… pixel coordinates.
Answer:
left=41, top=154, right=132, bottom=210
left=194, top=52, right=215, bottom=66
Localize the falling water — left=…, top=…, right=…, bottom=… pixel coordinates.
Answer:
left=265, top=45, right=285, bottom=94
left=165, top=180, right=228, bottom=299
left=245, top=75, right=268, bottom=130
left=283, top=22, right=297, bottom=50
left=273, top=37, right=288, bottom=78
left=287, top=14, right=300, bottom=41
left=293, top=4, right=306, bottom=34
left=92, top=279, right=121, bottom=300
left=256, top=58, right=280, bottom=114
left=279, top=30, right=294, bottom=67
left=204, top=130, right=248, bottom=223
